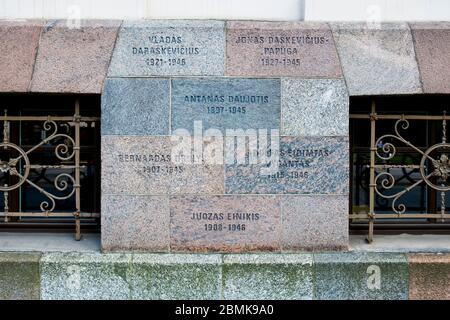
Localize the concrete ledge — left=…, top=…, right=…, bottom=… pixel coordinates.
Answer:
left=0, top=252, right=41, bottom=300
left=1, top=250, right=449, bottom=300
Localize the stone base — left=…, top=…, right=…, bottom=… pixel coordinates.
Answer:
left=1, top=251, right=449, bottom=300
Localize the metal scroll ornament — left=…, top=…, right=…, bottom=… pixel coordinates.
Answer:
left=375, top=116, right=450, bottom=215
left=0, top=115, right=76, bottom=213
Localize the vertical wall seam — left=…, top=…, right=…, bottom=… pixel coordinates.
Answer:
left=408, top=22, right=425, bottom=94
left=28, top=20, right=47, bottom=92
left=102, top=19, right=123, bottom=94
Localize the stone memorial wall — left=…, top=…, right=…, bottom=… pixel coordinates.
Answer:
left=101, top=20, right=350, bottom=252
left=1, top=19, right=449, bottom=253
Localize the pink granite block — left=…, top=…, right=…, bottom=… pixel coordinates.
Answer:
left=411, top=22, right=450, bottom=93
left=408, top=254, right=450, bottom=300
left=226, top=21, right=342, bottom=77
left=31, top=20, right=120, bottom=93
left=0, top=20, right=43, bottom=92
left=101, top=195, right=169, bottom=252
left=170, top=195, right=281, bottom=252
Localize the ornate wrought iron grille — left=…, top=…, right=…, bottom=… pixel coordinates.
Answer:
left=350, top=100, right=450, bottom=243
left=0, top=99, right=100, bottom=240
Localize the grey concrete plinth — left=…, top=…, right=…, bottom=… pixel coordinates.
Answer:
left=0, top=252, right=41, bottom=300
left=281, top=78, right=349, bottom=136
left=40, top=252, right=132, bottom=300
left=314, top=252, right=409, bottom=300
left=223, top=254, right=314, bottom=300
left=108, top=20, right=225, bottom=76
left=129, top=254, right=222, bottom=300
left=331, top=22, right=422, bottom=95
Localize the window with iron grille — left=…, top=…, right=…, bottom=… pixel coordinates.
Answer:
left=0, top=94, right=100, bottom=239
left=350, top=96, right=450, bottom=242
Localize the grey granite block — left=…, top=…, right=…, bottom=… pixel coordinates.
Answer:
left=225, top=136, right=349, bottom=194
left=108, top=20, right=225, bottom=76
left=129, top=254, right=222, bottom=299
left=281, top=78, right=349, bottom=136
left=101, top=78, right=170, bottom=135
left=170, top=195, right=281, bottom=252
left=223, top=254, right=314, bottom=300
left=0, top=252, right=41, bottom=300
left=40, top=252, right=132, bottom=300
left=101, top=136, right=224, bottom=195
left=331, top=22, right=422, bottom=95
left=314, top=252, right=409, bottom=300
left=281, top=195, right=348, bottom=251
left=172, top=78, right=280, bottom=133
left=101, top=195, right=169, bottom=252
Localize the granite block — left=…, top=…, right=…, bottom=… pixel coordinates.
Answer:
left=226, top=21, right=342, bottom=77
left=223, top=254, right=313, bottom=300
left=314, top=253, right=409, bottom=300
left=172, top=78, right=280, bottom=133
left=170, top=195, right=281, bottom=252
left=31, top=20, right=120, bottom=93
left=225, top=136, right=349, bottom=194
left=331, top=22, right=422, bottom=95
left=102, top=78, right=170, bottom=135
left=101, top=195, right=169, bottom=252
left=129, top=254, right=221, bottom=299
left=0, top=20, right=43, bottom=92
left=408, top=254, right=450, bottom=300
left=101, top=136, right=224, bottom=195
left=0, top=252, right=41, bottom=300
left=108, top=20, right=225, bottom=76
left=411, top=22, right=450, bottom=93
left=281, top=78, right=349, bottom=136
left=281, top=195, right=348, bottom=251
left=40, top=252, right=132, bottom=300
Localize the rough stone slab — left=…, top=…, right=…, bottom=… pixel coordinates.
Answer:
left=40, top=252, right=132, bottom=300
left=408, top=254, right=450, bottom=300
left=0, top=252, right=41, bottom=300
left=102, top=78, right=170, bottom=135
left=331, top=22, right=422, bottom=95
left=101, top=136, right=224, bottom=195
left=281, top=195, right=348, bottom=251
left=411, top=22, right=450, bottom=93
left=108, top=20, right=225, bottom=76
left=225, top=136, right=349, bottom=194
left=31, top=20, right=120, bottom=93
left=129, top=254, right=221, bottom=299
left=314, top=253, right=409, bottom=300
left=226, top=21, right=342, bottom=77
left=101, top=195, right=169, bottom=252
left=170, top=195, right=281, bottom=252
left=223, top=254, right=313, bottom=300
left=281, top=78, right=349, bottom=136
left=172, top=78, right=280, bottom=133
left=0, top=20, right=43, bottom=92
